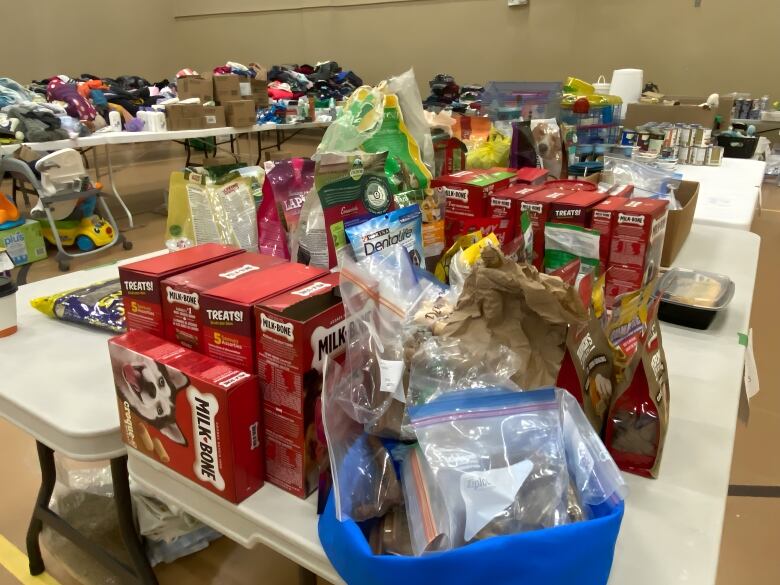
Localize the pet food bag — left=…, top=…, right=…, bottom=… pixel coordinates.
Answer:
left=345, top=205, right=424, bottom=266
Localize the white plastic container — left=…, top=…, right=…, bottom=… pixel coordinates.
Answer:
left=609, top=69, right=643, bottom=113
left=0, top=277, right=18, bottom=337
left=593, top=75, right=611, bottom=95
left=109, top=110, right=122, bottom=132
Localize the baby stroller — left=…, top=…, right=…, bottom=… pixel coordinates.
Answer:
left=0, top=148, right=131, bottom=271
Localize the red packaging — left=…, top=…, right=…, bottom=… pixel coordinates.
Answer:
left=162, top=253, right=285, bottom=352
left=487, top=185, right=543, bottom=229
left=255, top=273, right=345, bottom=498
left=433, top=169, right=516, bottom=219
left=445, top=216, right=514, bottom=247
left=201, top=263, right=328, bottom=372
left=515, top=167, right=550, bottom=185
left=518, top=188, right=569, bottom=268
left=108, top=330, right=262, bottom=503
left=606, top=199, right=669, bottom=303
left=549, top=191, right=607, bottom=227
left=590, top=197, right=629, bottom=274
left=120, top=244, right=242, bottom=336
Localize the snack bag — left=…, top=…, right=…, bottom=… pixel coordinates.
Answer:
left=604, top=284, right=669, bottom=478
left=433, top=231, right=483, bottom=283
left=257, top=175, right=289, bottom=258
left=555, top=276, right=614, bottom=433
left=466, top=128, right=511, bottom=170
left=345, top=205, right=424, bottom=266
left=30, top=279, right=125, bottom=333
left=315, top=152, right=394, bottom=268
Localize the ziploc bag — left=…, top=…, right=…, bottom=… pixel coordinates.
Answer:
left=345, top=205, right=424, bottom=266
left=601, top=156, right=682, bottom=209
left=322, top=358, right=402, bottom=522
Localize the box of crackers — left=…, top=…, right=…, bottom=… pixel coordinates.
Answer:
left=108, top=330, right=262, bottom=503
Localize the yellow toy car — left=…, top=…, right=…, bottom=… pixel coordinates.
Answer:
left=40, top=215, right=114, bottom=251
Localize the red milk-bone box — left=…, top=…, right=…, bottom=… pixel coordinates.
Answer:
left=515, top=167, right=550, bottom=185
left=519, top=188, right=569, bottom=269
left=161, top=252, right=285, bottom=352
left=201, top=262, right=328, bottom=373
left=108, top=330, right=262, bottom=503
left=120, top=244, right=243, bottom=336
left=433, top=168, right=517, bottom=219
left=550, top=191, right=608, bottom=227
left=590, top=197, right=629, bottom=274
left=487, top=185, right=543, bottom=231
left=606, top=198, right=669, bottom=303
left=255, top=272, right=345, bottom=498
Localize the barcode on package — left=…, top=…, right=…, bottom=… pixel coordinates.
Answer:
left=249, top=422, right=259, bottom=449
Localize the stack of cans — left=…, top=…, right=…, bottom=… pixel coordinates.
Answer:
left=619, top=122, right=724, bottom=166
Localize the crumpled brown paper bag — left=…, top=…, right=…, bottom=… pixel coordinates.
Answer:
left=436, top=247, right=587, bottom=389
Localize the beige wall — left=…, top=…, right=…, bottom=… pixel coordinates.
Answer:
left=3, top=0, right=778, bottom=99
left=2, top=0, right=176, bottom=83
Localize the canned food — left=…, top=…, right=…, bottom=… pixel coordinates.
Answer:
left=691, top=145, right=707, bottom=165
left=662, top=127, right=677, bottom=148
left=706, top=145, right=724, bottom=166
left=621, top=129, right=637, bottom=146
left=678, top=146, right=690, bottom=163
left=678, top=125, right=692, bottom=147
left=692, top=127, right=712, bottom=147
left=648, top=131, right=665, bottom=155
left=637, top=131, right=651, bottom=151
left=660, top=146, right=675, bottom=159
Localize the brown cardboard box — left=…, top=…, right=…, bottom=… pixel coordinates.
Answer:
left=213, top=74, right=241, bottom=104
left=240, top=79, right=269, bottom=108
left=661, top=180, right=699, bottom=266
left=166, top=104, right=206, bottom=131
left=203, top=105, right=226, bottom=129
left=624, top=96, right=733, bottom=130
left=177, top=76, right=213, bottom=103
left=224, top=100, right=257, bottom=128
left=582, top=173, right=699, bottom=267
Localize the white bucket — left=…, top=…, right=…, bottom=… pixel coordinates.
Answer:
left=609, top=69, right=643, bottom=105
left=593, top=75, right=611, bottom=95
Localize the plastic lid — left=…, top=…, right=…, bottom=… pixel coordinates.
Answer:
left=659, top=268, right=734, bottom=310
left=0, top=277, right=17, bottom=298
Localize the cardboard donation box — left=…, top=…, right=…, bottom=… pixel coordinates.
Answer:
left=224, top=100, right=257, bottom=127
left=624, top=96, right=733, bottom=130
left=166, top=104, right=206, bottom=131
left=213, top=74, right=241, bottom=104
left=177, top=76, right=213, bottom=103
left=202, top=106, right=226, bottom=129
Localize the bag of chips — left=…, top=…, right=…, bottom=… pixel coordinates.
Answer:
left=30, top=279, right=125, bottom=333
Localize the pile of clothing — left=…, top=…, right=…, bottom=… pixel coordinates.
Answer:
left=424, top=73, right=484, bottom=112
left=267, top=61, right=362, bottom=101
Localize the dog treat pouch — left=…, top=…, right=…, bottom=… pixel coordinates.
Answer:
left=31, top=278, right=125, bottom=333
left=315, top=152, right=395, bottom=268
left=345, top=205, right=424, bottom=267
left=604, top=287, right=669, bottom=478
left=544, top=223, right=600, bottom=279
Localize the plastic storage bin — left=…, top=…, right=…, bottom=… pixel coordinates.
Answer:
left=716, top=135, right=758, bottom=159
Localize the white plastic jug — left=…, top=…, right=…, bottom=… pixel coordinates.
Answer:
left=593, top=75, right=610, bottom=95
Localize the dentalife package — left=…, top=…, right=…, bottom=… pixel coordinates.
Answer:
left=109, top=330, right=262, bottom=503
left=120, top=244, right=243, bottom=336
left=345, top=205, right=424, bottom=266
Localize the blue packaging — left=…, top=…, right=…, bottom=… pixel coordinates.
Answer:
left=345, top=205, right=424, bottom=267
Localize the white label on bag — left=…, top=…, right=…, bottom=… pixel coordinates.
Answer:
left=460, top=460, right=533, bottom=541
left=377, top=357, right=406, bottom=403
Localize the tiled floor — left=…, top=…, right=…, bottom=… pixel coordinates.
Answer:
left=1, top=141, right=778, bottom=584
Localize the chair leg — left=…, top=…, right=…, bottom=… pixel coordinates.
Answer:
left=110, top=456, right=158, bottom=585
left=26, top=441, right=57, bottom=575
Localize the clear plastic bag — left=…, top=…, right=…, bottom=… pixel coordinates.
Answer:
left=387, top=68, right=435, bottom=174
left=601, top=156, right=682, bottom=209
left=315, top=86, right=385, bottom=156
left=408, top=387, right=627, bottom=550
left=322, top=358, right=402, bottom=522
left=407, top=336, right=520, bottom=407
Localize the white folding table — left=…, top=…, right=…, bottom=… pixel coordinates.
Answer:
left=0, top=223, right=760, bottom=585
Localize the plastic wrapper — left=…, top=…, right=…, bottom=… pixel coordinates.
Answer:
left=544, top=223, right=601, bottom=278
left=166, top=166, right=261, bottom=250
left=345, top=205, right=424, bottom=266
left=368, top=506, right=414, bottom=556
left=387, top=68, right=435, bottom=174
left=316, top=86, right=385, bottom=155
left=258, top=158, right=314, bottom=259
left=408, top=387, right=626, bottom=550
left=530, top=118, right=564, bottom=179
left=509, top=121, right=539, bottom=169
left=601, top=156, right=682, bottom=209
left=322, top=358, right=403, bottom=522
left=30, top=278, right=125, bottom=333
left=466, top=128, right=511, bottom=169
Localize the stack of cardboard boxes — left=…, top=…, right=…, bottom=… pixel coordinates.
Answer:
left=167, top=74, right=261, bottom=130
left=114, top=244, right=347, bottom=504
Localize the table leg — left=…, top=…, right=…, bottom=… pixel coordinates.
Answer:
left=103, top=144, right=135, bottom=229
left=298, top=565, right=317, bottom=585
left=25, top=441, right=56, bottom=575
left=276, top=129, right=282, bottom=151
left=255, top=131, right=263, bottom=165
left=110, top=456, right=159, bottom=585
